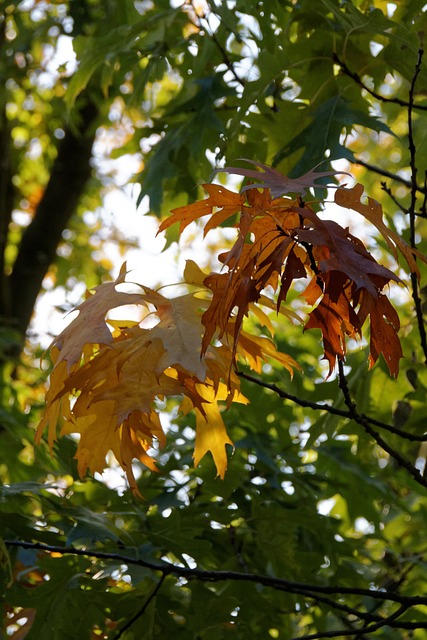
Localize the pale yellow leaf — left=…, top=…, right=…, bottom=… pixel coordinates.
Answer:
left=193, top=403, right=234, bottom=478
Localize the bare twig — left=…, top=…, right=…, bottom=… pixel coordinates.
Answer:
left=290, top=603, right=422, bottom=640
left=421, top=171, right=427, bottom=216
left=407, top=47, right=427, bottom=364
left=352, top=158, right=426, bottom=194
left=407, top=50, right=422, bottom=220
left=6, top=539, right=427, bottom=607
left=379, top=182, right=406, bottom=212
left=112, top=575, right=166, bottom=640
left=380, top=181, right=427, bottom=218
left=379, top=181, right=427, bottom=218
left=189, top=1, right=245, bottom=88
left=237, top=370, right=427, bottom=442
left=333, top=53, right=427, bottom=112
left=337, top=361, right=427, bottom=491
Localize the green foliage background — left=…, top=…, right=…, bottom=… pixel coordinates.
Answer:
left=1, top=1, right=427, bottom=638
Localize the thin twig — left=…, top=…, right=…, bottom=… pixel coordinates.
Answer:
left=379, top=181, right=427, bottom=218
left=407, top=47, right=427, bottom=364
left=407, top=51, right=422, bottom=225
left=112, top=574, right=166, bottom=640
left=337, top=360, right=427, bottom=491
left=333, top=53, right=427, bottom=112
left=422, top=171, right=427, bottom=216
left=237, top=370, right=427, bottom=442
left=189, top=1, right=245, bottom=88
left=352, top=158, right=426, bottom=194
left=295, top=590, right=383, bottom=624
left=380, top=182, right=408, bottom=213
left=290, top=603, right=417, bottom=640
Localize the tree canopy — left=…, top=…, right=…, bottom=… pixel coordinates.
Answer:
left=1, top=1, right=427, bottom=639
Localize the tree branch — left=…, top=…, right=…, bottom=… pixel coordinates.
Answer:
left=290, top=603, right=423, bottom=640
left=333, top=53, right=427, bottom=112
left=406, top=47, right=427, bottom=365
left=190, top=1, right=245, bottom=88
left=8, top=100, right=98, bottom=338
left=112, top=574, right=166, bottom=640
left=337, top=360, right=427, bottom=491
left=6, top=539, right=427, bottom=608
left=380, top=181, right=427, bottom=219
left=352, top=158, right=426, bottom=194
left=380, top=182, right=406, bottom=212
left=237, top=370, right=427, bottom=442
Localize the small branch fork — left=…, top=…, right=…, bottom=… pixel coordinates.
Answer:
left=289, top=603, right=417, bottom=640
left=237, top=370, right=427, bottom=441
left=5, top=539, right=427, bottom=635
left=333, top=53, right=427, bottom=112
left=352, top=158, right=427, bottom=197
left=239, top=367, right=427, bottom=492
left=188, top=0, right=245, bottom=88
left=336, top=360, right=427, bottom=490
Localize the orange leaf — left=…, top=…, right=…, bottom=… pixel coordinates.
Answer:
left=158, top=183, right=244, bottom=236
left=361, top=292, right=403, bottom=377
left=304, top=285, right=360, bottom=377
left=335, top=184, right=426, bottom=276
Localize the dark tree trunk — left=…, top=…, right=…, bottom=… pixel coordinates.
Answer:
left=7, top=101, right=98, bottom=340
left=0, top=108, right=15, bottom=325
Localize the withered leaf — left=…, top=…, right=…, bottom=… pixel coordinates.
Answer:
left=220, top=159, right=351, bottom=198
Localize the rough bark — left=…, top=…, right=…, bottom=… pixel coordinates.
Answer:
left=8, top=101, right=98, bottom=339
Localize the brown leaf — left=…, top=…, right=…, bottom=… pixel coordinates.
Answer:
left=304, top=280, right=360, bottom=377
left=360, top=292, right=403, bottom=377
left=220, top=159, right=351, bottom=198
left=335, top=184, right=426, bottom=276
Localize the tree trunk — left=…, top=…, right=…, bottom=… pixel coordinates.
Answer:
left=7, top=101, right=98, bottom=340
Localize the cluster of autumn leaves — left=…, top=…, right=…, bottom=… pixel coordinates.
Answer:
left=37, top=163, right=424, bottom=492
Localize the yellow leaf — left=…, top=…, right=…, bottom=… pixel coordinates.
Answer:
left=52, top=264, right=144, bottom=369
left=233, top=326, right=300, bottom=376
left=37, top=266, right=296, bottom=493
left=61, top=400, right=118, bottom=477
left=183, top=259, right=210, bottom=286
left=193, top=402, right=234, bottom=478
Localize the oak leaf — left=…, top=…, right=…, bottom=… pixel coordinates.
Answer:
left=158, top=183, right=245, bottom=236
left=164, top=166, right=413, bottom=378
left=37, top=265, right=297, bottom=493
left=51, top=262, right=144, bottom=369
left=334, top=183, right=426, bottom=276
left=220, top=159, right=351, bottom=198
left=39, top=162, right=416, bottom=491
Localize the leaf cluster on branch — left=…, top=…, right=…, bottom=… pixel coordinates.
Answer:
left=3, top=1, right=427, bottom=638
left=37, top=163, right=425, bottom=492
